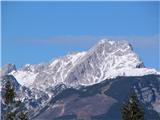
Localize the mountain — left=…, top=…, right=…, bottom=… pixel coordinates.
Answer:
left=1, top=39, right=160, bottom=120
left=9, top=40, right=158, bottom=89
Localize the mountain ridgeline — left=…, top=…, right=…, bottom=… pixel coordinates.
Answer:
left=1, top=39, right=160, bottom=120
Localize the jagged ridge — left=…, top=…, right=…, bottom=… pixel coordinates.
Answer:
left=8, top=39, right=158, bottom=90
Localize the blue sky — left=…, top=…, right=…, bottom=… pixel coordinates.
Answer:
left=2, top=1, right=160, bottom=70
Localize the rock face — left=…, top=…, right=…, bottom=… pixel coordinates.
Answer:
left=1, top=64, right=16, bottom=76
left=1, top=39, right=160, bottom=119
left=65, top=40, right=143, bottom=86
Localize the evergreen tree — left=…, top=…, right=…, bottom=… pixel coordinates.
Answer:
left=4, top=80, right=16, bottom=120
left=121, top=94, right=144, bottom=120
left=4, top=80, right=15, bottom=105
left=18, top=112, right=28, bottom=120
left=3, top=80, right=28, bottom=120
left=5, top=112, right=16, bottom=120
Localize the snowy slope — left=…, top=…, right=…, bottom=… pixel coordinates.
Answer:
left=10, top=52, right=86, bottom=88
left=10, top=70, right=38, bottom=86
left=8, top=39, right=159, bottom=90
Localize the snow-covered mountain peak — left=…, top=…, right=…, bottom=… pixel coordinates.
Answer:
left=91, top=39, right=132, bottom=53
left=87, top=39, right=143, bottom=69
left=5, top=39, right=158, bottom=90
left=64, top=39, right=146, bottom=86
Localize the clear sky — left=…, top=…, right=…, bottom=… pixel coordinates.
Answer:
left=2, top=1, right=160, bottom=70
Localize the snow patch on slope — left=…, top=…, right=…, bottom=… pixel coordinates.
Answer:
left=79, top=68, right=159, bottom=86
left=10, top=70, right=38, bottom=87
left=105, top=68, right=159, bottom=79
left=153, top=100, right=160, bottom=113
